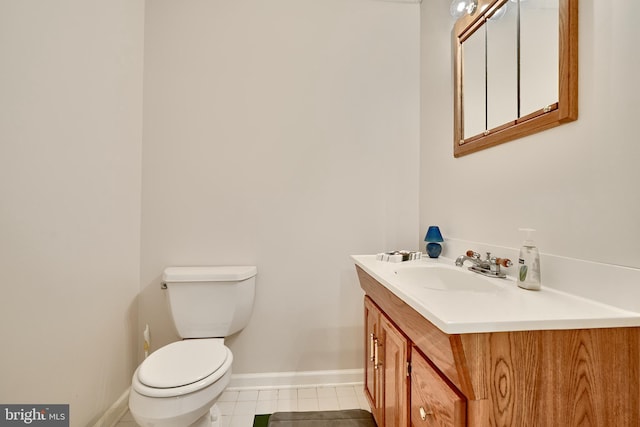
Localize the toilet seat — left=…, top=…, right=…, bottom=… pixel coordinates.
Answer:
left=139, top=339, right=228, bottom=388
left=133, top=338, right=232, bottom=398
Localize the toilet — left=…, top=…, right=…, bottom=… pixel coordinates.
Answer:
left=129, top=265, right=257, bottom=427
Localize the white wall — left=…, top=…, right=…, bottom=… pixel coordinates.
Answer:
left=141, top=0, right=420, bottom=374
left=5, top=0, right=636, bottom=421
left=0, top=1, right=144, bottom=425
left=420, top=1, right=640, bottom=271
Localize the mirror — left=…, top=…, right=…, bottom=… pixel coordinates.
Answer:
left=462, top=25, right=486, bottom=138
left=486, top=1, right=517, bottom=129
left=520, top=0, right=559, bottom=115
left=453, top=0, right=577, bottom=157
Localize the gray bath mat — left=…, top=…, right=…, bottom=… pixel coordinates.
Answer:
left=267, top=409, right=376, bottom=427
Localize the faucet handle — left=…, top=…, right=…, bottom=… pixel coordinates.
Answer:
left=495, top=258, right=512, bottom=268
left=466, top=250, right=480, bottom=258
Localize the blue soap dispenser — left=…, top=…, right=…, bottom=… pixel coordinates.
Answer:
left=517, top=228, right=541, bottom=290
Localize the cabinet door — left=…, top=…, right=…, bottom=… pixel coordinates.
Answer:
left=411, top=348, right=466, bottom=427
left=381, top=315, right=410, bottom=427
left=364, top=297, right=383, bottom=423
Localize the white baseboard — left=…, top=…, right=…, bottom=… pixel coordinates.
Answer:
left=227, top=368, right=364, bottom=391
left=92, top=388, right=130, bottom=427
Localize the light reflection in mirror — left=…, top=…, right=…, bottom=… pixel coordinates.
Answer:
left=520, top=0, right=559, bottom=116
left=486, top=1, right=517, bottom=131
left=462, top=26, right=486, bottom=139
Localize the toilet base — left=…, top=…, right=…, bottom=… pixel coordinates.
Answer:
left=129, top=366, right=231, bottom=427
left=190, top=404, right=221, bottom=427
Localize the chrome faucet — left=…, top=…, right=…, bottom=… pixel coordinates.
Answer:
left=455, top=250, right=482, bottom=267
left=456, top=250, right=512, bottom=278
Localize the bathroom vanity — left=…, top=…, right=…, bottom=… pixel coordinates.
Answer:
left=353, top=255, right=640, bottom=427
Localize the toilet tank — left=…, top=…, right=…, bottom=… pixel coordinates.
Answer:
left=162, top=266, right=257, bottom=339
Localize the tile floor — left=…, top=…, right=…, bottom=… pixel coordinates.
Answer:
left=116, top=384, right=371, bottom=427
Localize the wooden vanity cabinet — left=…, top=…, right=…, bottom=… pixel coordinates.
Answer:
left=357, top=265, right=640, bottom=427
left=365, top=297, right=410, bottom=427
left=366, top=295, right=463, bottom=427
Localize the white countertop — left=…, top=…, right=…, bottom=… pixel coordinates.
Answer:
left=352, top=254, right=640, bottom=334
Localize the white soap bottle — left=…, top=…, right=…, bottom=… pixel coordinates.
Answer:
left=517, top=228, right=541, bottom=291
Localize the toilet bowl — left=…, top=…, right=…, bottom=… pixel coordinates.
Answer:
left=129, top=265, right=256, bottom=427
left=129, top=339, right=233, bottom=427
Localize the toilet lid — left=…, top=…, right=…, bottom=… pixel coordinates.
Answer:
left=137, top=339, right=228, bottom=388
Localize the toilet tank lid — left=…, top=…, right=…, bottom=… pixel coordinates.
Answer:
left=163, top=266, right=257, bottom=283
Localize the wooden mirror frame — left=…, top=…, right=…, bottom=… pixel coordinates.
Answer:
left=453, top=0, right=578, bottom=157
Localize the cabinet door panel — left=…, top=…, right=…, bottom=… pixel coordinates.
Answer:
left=411, top=349, right=466, bottom=427
left=381, top=316, right=409, bottom=427
left=364, top=297, right=383, bottom=423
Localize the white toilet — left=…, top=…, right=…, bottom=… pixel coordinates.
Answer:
left=129, top=265, right=257, bottom=427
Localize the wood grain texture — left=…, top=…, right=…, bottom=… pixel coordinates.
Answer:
left=382, top=314, right=410, bottom=427
left=479, top=328, right=640, bottom=426
left=364, top=296, right=384, bottom=425
left=411, top=348, right=466, bottom=427
left=366, top=295, right=411, bottom=427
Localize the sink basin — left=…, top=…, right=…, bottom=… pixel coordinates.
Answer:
left=392, top=265, right=501, bottom=293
